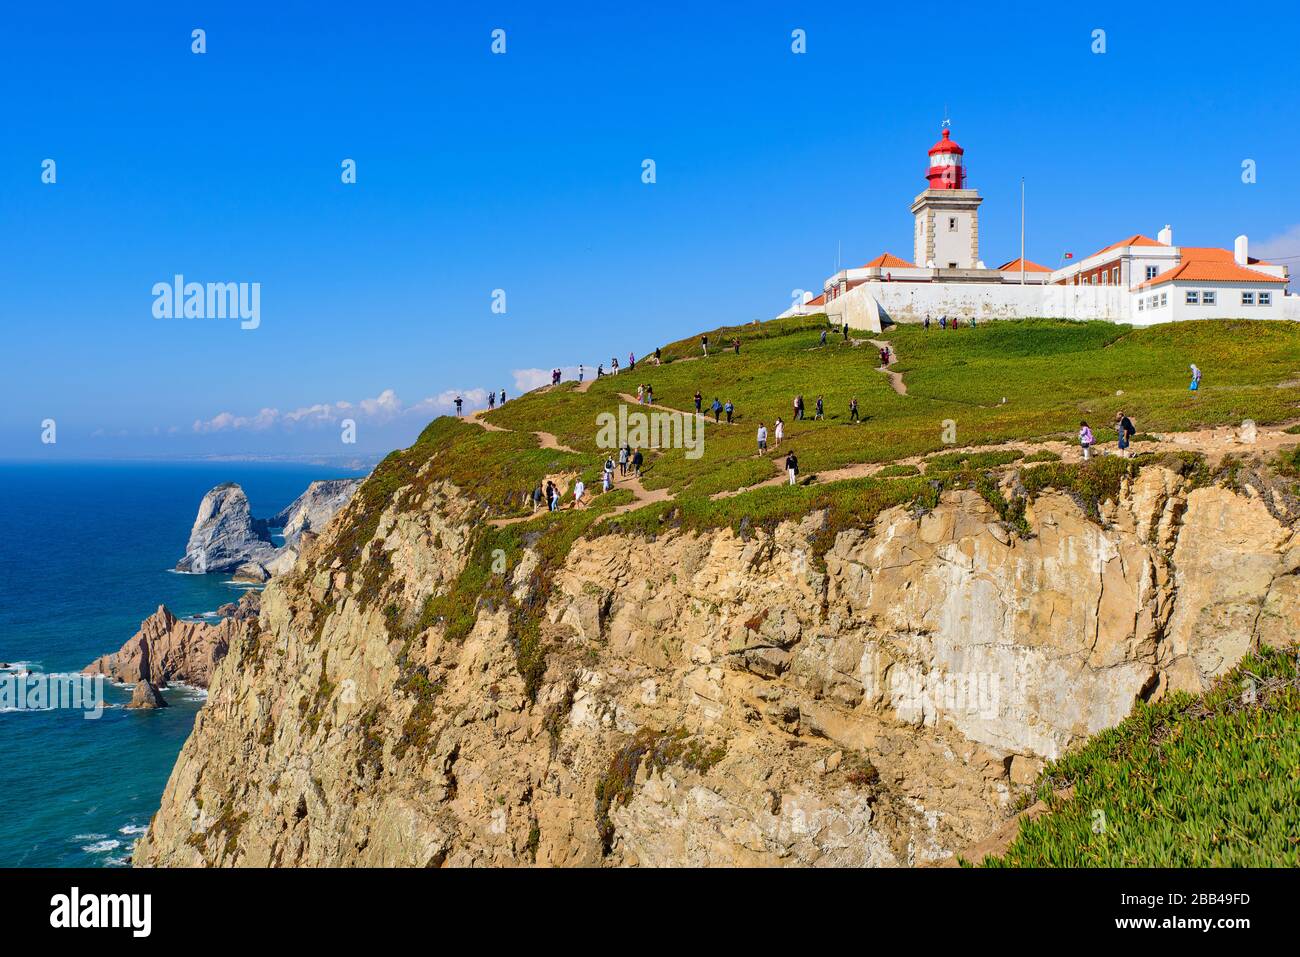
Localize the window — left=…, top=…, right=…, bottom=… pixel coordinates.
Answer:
left=1259, top=292, right=1272, bottom=306
left=1241, top=291, right=1255, bottom=306
left=947, top=262, right=957, bottom=269
left=1160, top=293, right=1168, bottom=307
left=1146, top=266, right=1159, bottom=281
left=1202, top=291, right=1215, bottom=306
left=948, top=217, right=958, bottom=231
left=1138, top=298, right=1144, bottom=311
left=1186, top=290, right=1200, bottom=305
left=1111, top=267, right=1120, bottom=285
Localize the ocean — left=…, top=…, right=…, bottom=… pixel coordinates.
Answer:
left=0, top=461, right=364, bottom=867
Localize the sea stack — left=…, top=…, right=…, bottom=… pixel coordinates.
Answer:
left=125, top=680, right=168, bottom=710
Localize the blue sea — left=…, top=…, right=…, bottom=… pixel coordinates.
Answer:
left=0, top=461, right=365, bottom=867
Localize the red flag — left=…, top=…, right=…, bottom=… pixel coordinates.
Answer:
left=1063, top=252, right=1074, bottom=259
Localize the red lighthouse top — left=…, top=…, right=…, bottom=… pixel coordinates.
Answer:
left=926, top=127, right=966, bottom=190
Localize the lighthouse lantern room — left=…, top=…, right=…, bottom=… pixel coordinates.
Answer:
left=926, top=128, right=966, bottom=190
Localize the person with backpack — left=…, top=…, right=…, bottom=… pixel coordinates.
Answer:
left=1115, top=411, right=1136, bottom=458
left=724, top=399, right=734, bottom=424
left=1079, top=421, right=1094, bottom=461
left=1189, top=364, right=1202, bottom=391
left=603, top=456, right=615, bottom=492
left=785, top=450, right=799, bottom=486
left=711, top=397, right=722, bottom=423
left=618, top=444, right=629, bottom=476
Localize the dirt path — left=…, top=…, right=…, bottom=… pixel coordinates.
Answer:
left=617, top=392, right=735, bottom=425
left=869, top=339, right=907, bottom=396
left=711, top=421, right=1300, bottom=500
left=468, top=409, right=581, bottom=454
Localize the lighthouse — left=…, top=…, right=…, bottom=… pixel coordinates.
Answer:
left=926, top=128, right=966, bottom=190
left=911, top=125, right=983, bottom=270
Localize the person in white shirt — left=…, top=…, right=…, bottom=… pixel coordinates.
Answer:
left=573, top=479, right=586, bottom=508
left=773, top=417, right=783, bottom=448
left=757, top=423, right=768, bottom=452
left=602, top=457, right=614, bottom=492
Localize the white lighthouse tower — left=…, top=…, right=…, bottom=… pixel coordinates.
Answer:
left=911, top=125, right=983, bottom=270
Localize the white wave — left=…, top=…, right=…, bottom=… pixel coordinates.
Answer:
left=73, top=833, right=107, bottom=841
left=119, top=824, right=148, bottom=836
left=82, top=839, right=121, bottom=854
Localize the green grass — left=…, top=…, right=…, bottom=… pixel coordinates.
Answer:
left=478, top=317, right=1300, bottom=501
left=983, top=644, right=1300, bottom=867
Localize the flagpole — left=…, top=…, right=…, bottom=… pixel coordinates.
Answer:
left=1020, top=177, right=1026, bottom=285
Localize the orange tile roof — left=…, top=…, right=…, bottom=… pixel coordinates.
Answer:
left=1135, top=259, right=1287, bottom=290
left=997, top=258, right=1050, bottom=273
left=1176, top=246, right=1273, bottom=266
left=806, top=293, right=826, bottom=306
left=1090, top=234, right=1168, bottom=259
left=862, top=252, right=915, bottom=269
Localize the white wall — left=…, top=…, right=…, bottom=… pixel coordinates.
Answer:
left=1135, top=283, right=1288, bottom=322
left=857, top=280, right=1128, bottom=324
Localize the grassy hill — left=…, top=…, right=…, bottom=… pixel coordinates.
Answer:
left=344, top=316, right=1299, bottom=865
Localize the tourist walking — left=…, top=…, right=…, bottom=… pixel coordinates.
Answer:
left=757, top=423, right=768, bottom=453
left=612, top=357, right=619, bottom=375
left=500, top=389, right=506, bottom=404
left=815, top=395, right=824, bottom=420
left=645, top=384, right=654, bottom=405
left=724, top=399, right=734, bottom=424
left=1079, top=421, right=1094, bottom=461
left=547, top=480, right=559, bottom=512
left=732, top=337, right=740, bottom=355
left=1189, top=364, right=1202, bottom=391
left=701, top=335, right=709, bottom=357
left=631, top=448, right=644, bottom=477
left=655, top=347, right=661, bottom=365
left=629, top=351, right=636, bottom=371
left=1115, top=411, right=1136, bottom=458
left=819, top=328, right=827, bottom=346
left=785, top=450, right=799, bottom=486
left=924, top=314, right=931, bottom=330
left=597, top=364, right=604, bottom=378
left=454, top=395, right=463, bottom=416
left=619, top=443, right=629, bottom=476
left=773, top=417, right=783, bottom=448
left=842, top=322, right=849, bottom=341
left=711, top=397, right=722, bottom=423
left=579, top=364, right=584, bottom=382
left=849, top=397, right=859, bottom=423
left=694, top=390, right=702, bottom=413
left=603, top=456, right=615, bottom=492
left=488, top=390, right=495, bottom=410
left=572, top=478, right=585, bottom=509
left=636, top=383, right=644, bottom=404
left=939, top=315, right=947, bottom=330
left=532, top=483, right=543, bottom=513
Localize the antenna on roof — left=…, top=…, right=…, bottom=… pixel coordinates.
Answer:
left=942, top=104, right=951, bottom=129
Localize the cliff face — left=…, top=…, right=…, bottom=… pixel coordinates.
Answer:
left=134, top=463, right=1299, bottom=867
left=176, top=483, right=275, bottom=574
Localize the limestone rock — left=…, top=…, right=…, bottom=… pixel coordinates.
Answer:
left=271, top=480, right=361, bottom=547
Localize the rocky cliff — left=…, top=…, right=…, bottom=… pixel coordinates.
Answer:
left=176, top=483, right=276, bottom=574
left=83, top=593, right=260, bottom=689
left=134, top=458, right=1299, bottom=867
left=176, top=479, right=360, bottom=581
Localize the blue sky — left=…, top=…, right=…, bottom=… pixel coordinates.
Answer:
left=3, top=0, right=1298, bottom=460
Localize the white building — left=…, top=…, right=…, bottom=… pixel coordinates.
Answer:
left=780, top=127, right=1297, bottom=331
